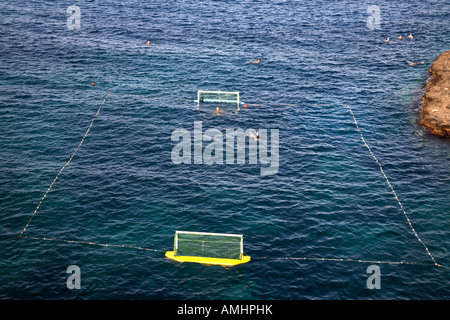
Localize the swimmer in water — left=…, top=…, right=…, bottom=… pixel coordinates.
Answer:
left=407, top=34, right=413, bottom=39
left=249, top=58, right=261, bottom=64
left=398, top=35, right=403, bottom=40
left=407, top=60, right=424, bottom=66
left=146, top=40, right=151, bottom=46
left=216, top=106, right=223, bottom=114
left=386, top=37, right=390, bottom=43
left=250, top=131, right=259, bottom=141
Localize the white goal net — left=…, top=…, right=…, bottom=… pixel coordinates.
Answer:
left=173, top=231, right=244, bottom=260
left=197, top=90, right=241, bottom=111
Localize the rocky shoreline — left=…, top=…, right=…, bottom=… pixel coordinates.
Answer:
left=420, top=50, right=450, bottom=137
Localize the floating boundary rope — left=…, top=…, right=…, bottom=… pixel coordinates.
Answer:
left=14, top=92, right=447, bottom=269
left=256, top=256, right=437, bottom=267
left=22, top=235, right=164, bottom=253
left=345, top=104, right=444, bottom=268
left=19, top=92, right=111, bottom=238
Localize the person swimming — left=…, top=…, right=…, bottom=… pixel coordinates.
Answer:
left=249, top=58, right=261, bottom=64
left=407, top=34, right=413, bottom=39
left=216, top=106, right=223, bottom=114
left=407, top=60, right=424, bottom=66
left=398, top=35, right=403, bottom=40
left=386, top=37, right=390, bottom=43
left=250, top=130, right=259, bottom=141
left=146, top=40, right=151, bottom=46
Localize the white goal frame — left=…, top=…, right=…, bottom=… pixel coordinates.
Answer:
left=197, top=90, right=241, bottom=111
left=174, top=230, right=244, bottom=260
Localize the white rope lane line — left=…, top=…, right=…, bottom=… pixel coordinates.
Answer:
left=19, top=233, right=447, bottom=268
left=344, top=104, right=443, bottom=268
left=19, top=93, right=111, bottom=238
left=17, top=90, right=209, bottom=242
left=22, top=235, right=165, bottom=253
left=108, top=91, right=195, bottom=103
left=18, top=90, right=191, bottom=237
left=256, top=256, right=440, bottom=267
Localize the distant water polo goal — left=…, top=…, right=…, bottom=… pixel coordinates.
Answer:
left=196, top=90, right=244, bottom=112
left=165, top=231, right=251, bottom=266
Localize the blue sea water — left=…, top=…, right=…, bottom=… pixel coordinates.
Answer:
left=0, top=0, right=449, bottom=300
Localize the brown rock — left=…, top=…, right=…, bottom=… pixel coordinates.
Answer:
left=420, top=50, right=450, bottom=137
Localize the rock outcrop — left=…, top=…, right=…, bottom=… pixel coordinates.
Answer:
left=420, top=50, right=450, bottom=137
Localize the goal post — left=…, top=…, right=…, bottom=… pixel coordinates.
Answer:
left=166, top=231, right=251, bottom=266
left=196, top=90, right=241, bottom=111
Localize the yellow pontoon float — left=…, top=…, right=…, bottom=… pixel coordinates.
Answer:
left=165, top=231, right=251, bottom=267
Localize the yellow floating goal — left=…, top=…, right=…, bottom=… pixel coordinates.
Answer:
left=165, top=231, right=251, bottom=267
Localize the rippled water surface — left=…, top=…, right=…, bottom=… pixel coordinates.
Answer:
left=0, top=0, right=449, bottom=299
